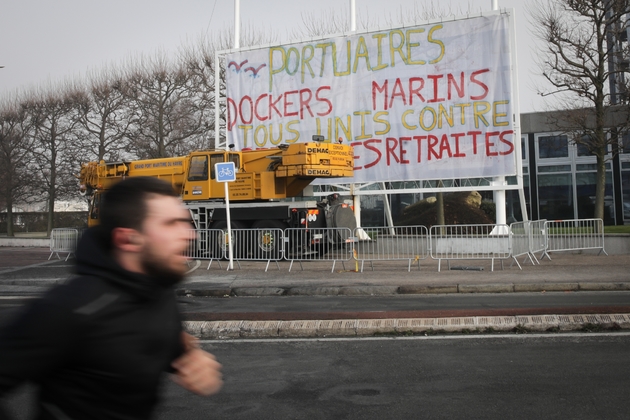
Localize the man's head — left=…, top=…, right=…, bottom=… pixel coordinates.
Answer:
left=100, top=177, right=193, bottom=284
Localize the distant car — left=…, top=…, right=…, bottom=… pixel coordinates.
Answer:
left=624, top=201, right=630, bottom=219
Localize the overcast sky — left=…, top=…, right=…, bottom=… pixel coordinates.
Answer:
left=0, top=0, right=544, bottom=112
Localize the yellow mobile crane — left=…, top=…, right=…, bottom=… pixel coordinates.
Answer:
left=78, top=141, right=356, bottom=258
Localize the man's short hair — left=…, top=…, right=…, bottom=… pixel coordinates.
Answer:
left=100, top=177, right=179, bottom=238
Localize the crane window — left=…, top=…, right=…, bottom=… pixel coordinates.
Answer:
left=188, top=156, right=208, bottom=181
left=228, top=153, right=240, bottom=169
left=209, top=155, right=223, bottom=179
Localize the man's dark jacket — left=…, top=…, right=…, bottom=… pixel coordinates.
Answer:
left=0, top=228, right=184, bottom=419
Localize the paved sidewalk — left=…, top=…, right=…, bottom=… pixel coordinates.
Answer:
left=179, top=252, right=630, bottom=297
left=2, top=247, right=629, bottom=337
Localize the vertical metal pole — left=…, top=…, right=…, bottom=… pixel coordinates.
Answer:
left=382, top=183, right=395, bottom=235
left=225, top=181, right=234, bottom=270
left=225, top=0, right=241, bottom=269
left=350, top=0, right=356, bottom=31
left=214, top=51, right=221, bottom=149
left=349, top=0, right=363, bottom=228
left=491, top=0, right=507, bottom=226
left=234, top=0, right=240, bottom=49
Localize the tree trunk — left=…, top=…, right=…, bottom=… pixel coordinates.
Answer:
left=5, top=198, right=14, bottom=237
left=437, top=180, right=445, bottom=226
left=47, top=167, right=56, bottom=236
left=437, top=192, right=445, bottom=226
left=4, top=169, right=15, bottom=237
left=594, top=153, right=606, bottom=225
left=47, top=192, right=55, bottom=236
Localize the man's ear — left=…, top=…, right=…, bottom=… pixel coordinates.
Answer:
left=111, top=227, right=144, bottom=252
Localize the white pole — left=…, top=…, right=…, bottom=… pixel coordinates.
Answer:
left=349, top=0, right=363, bottom=229
left=234, top=0, right=240, bottom=49
left=350, top=0, right=356, bottom=31
left=225, top=0, right=241, bottom=269
left=350, top=0, right=364, bottom=230
left=225, top=181, right=234, bottom=270
left=491, top=0, right=507, bottom=227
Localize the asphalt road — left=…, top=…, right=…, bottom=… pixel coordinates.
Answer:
left=3, top=292, right=630, bottom=327
left=159, top=333, right=630, bottom=420
left=176, top=291, right=630, bottom=321
left=6, top=333, right=629, bottom=419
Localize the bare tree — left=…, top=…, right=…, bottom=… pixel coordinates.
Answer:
left=290, top=1, right=468, bottom=39
left=387, top=0, right=472, bottom=27
left=22, top=83, right=85, bottom=235
left=120, top=53, right=210, bottom=159
left=530, top=0, right=630, bottom=221
left=76, top=67, right=135, bottom=161
left=211, top=23, right=279, bottom=50
left=179, top=40, right=221, bottom=150
left=0, top=98, right=37, bottom=236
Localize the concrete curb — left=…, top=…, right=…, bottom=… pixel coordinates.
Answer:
left=175, top=282, right=630, bottom=297
left=183, top=313, right=630, bottom=339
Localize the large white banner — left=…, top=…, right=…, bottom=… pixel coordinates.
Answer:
left=226, top=13, right=516, bottom=183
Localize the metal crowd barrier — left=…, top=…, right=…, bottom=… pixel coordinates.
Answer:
left=177, top=219, right=604, bottom=273
left=529, top=219, right=548, bottom=261
left=544, top=218, right=607, bottom=257
left=429, top=224, right=512, bottom=272
left=509, top=221, right=534, bottom=268
left=284, top=227, right=354, bottom=272
left=185, top=229, right=225, bottom=269
left=49, top=228, right=79, bottom=261
left=353, top=226, right=429, bottom=272
left=509, top=219, right=548, bottom=267
left=230, top=228, right=284, bottom=271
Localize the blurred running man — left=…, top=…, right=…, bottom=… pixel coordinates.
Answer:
left=0, top=176, right=222, bottom=419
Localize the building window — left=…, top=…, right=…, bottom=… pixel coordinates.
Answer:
left=538, top=173, right=574, bottom=219
left=538, top=135, right=569, bottom=159
left=621, top=162, right=630, bottom=221
left=576, top=134, right=595, bottom=157
left=575, top=172, right=614, bottom=221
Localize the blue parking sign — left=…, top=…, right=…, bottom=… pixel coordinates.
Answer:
left=215, top=162, right=236, bottom=182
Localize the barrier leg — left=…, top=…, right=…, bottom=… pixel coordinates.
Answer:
left=207, top=259, right=223, bottom=270
left=288, top=260, right=304, bottom=272
left=511, top=256, right=522, bottom=270
left=264, top=260, right=281, bottom=272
